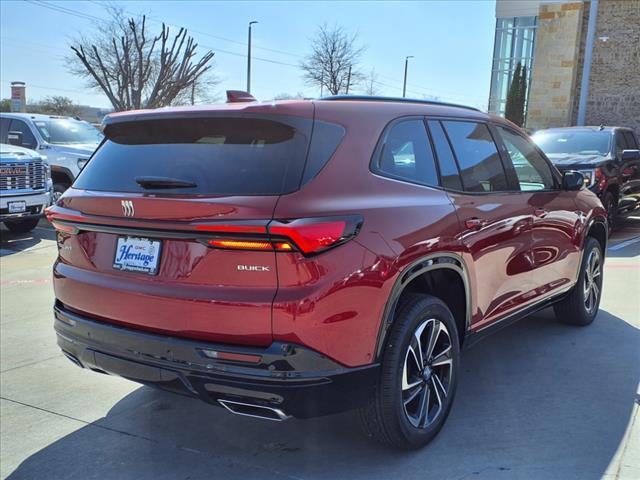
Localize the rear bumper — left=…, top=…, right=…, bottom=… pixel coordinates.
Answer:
left=54, top=303, right=379, bottom=419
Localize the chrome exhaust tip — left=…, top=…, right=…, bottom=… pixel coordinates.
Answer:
left=218, top=399, right=290, bottom=422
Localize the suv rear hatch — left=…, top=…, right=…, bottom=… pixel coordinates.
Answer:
left=49, top=102, right=344, bottom=347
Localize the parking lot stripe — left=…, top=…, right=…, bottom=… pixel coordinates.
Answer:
left=609, top=236, right=640, bottom=251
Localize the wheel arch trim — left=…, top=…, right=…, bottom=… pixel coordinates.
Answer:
left=50, top=165, right=75, bottom=184
left=585, top=215, right=608, bottom=251
left=373, top=252, right=472, bottom=360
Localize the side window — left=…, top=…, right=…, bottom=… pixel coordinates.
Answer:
left=623, top=131, right=638, bottom=150
left=0, top=118, right=10, bottom=143
left=375, top=119, right=439, bottom=187
left=427, top=120, right=462, bottom=191
left=441, top=121, right=508, bottom=192
left=9, top=119, right=37, bottom=149
left=615, top=132, right=627, bottom=158
left=497, top=126, right=556, bottom=191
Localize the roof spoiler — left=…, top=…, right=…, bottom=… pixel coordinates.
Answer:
left=226, top=90, right=257, bottom=103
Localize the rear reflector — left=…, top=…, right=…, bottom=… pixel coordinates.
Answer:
left=199, top=349, right=262, bottom=363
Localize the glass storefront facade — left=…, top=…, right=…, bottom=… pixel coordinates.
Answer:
left=488, top=16, right=537, bottom=118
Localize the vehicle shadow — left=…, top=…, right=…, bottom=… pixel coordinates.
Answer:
left=607, top=214, right=640, bottom=259
left=7, top=309, right=640, bottom=480
left=0, top=220, right=53, bottom=256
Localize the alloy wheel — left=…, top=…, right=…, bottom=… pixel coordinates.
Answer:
left=583, top=248, right=602, bottom=314
left=402, top=318, right=453, bottom=428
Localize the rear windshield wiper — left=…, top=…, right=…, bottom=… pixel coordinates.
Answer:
left=135, top=176, right=197, bottom=189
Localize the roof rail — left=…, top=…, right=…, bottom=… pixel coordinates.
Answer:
left=320, top=95, right=482, bottom=112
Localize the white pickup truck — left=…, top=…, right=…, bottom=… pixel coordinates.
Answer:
left=1, top=144, right=53, bottom=233
left=0, top=113, right=102, bottom=202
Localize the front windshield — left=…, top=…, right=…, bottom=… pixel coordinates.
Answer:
left=532, top=130, right=611, bottom=156
left=34, top=118, right=103, bottom=145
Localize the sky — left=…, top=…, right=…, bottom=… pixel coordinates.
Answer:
left=0, top=0, right=497, bottom=110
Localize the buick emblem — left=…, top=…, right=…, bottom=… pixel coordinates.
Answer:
left=121, top=200, right=135, bottom=217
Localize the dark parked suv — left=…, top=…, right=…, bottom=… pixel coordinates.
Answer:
left=533, top=126, right=640, bottom=230
left=48, top=95, right=607, bottom=449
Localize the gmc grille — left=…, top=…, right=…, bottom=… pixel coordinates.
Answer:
left=0, top=161, right=46, bottom=191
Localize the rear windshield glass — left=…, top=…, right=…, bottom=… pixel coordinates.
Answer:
left=74, top=116, right=322, bottom=196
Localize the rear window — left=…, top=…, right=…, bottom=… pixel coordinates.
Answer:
left=623, top=131, right=638, bottom=149
left=74, top=116, right=342, bottom=196
left=373, top=119, right=439, bottom=187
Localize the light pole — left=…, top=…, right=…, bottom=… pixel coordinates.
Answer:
left=247, top=21, right=258, bottom=93
left=403, top=56, right=414, bottom=98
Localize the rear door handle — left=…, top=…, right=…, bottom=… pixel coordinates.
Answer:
left=534, top=208, right=548, bottom=218
left=465, top=217, right=487, bottom=230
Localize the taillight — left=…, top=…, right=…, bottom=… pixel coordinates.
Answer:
left=204, top=216, right=362, bottom=255
left=46, top=206, right=84, bottom=234
left=208, top=239, right=274, bottom=251
left=45, top=205, right=362, bottom=256
left=196, top=224, right=267, bottom=234
left=268, top=217, right=361, bottom=255
left=50, top=221, right=79, bottom=235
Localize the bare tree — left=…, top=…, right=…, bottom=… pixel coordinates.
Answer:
left=68, top=9, right=215, bottom=110
left=29, top=96, right=82, bottom=117
left=301, top=24, right=365, bottom=96
left=272, top=92, right=306, bottom=100
left=171, top=75, right=221, bottom=106
left=363, top=68, right=381, bottom=96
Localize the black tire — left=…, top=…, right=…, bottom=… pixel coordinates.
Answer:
left=553, top=237, right=603, bottom=326
left=602, top=191, right=617, bottom=235
left=3, top=217, right=40, bottom=233
left=358, top=294, right=460, bottom=449
left=52, top=183, right=68, bottom=204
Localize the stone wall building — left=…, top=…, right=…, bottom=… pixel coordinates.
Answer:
left=489, top=0, right=640, bottom=135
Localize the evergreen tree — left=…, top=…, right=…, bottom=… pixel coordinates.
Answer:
left=518, top=65, right=528, bottom=127
left=505, top=62, right=522, bottom=126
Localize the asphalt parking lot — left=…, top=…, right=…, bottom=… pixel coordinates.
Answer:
left=1, top=217, right=639, bottom=480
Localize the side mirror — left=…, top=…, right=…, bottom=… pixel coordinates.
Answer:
left=7, top=131, right=23, bottom=147
left=621, top=149, right=640, bottom=161
left=563, top=170, right=584, bottom=191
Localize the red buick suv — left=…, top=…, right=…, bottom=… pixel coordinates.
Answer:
left=48, top=95, right=607, bottom=449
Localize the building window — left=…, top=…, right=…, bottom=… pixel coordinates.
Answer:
left=488, top=16, right=537, bottom=118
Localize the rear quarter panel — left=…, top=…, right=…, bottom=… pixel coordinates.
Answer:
left=272, top=105, right=463, bottom=367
